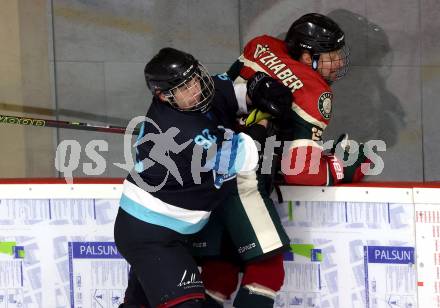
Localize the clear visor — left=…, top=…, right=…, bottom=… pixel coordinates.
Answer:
left=163, top=63, right=215, bottom=113
left=317, top=45, right=350, bottom=83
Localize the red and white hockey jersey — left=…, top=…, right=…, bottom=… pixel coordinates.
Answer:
left=228, top=35, right=343, bottom=185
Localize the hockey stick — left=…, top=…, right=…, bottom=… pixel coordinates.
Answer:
left=0, top=114, right=140, bottom=135
left=0, top=101, right=128, bottom=126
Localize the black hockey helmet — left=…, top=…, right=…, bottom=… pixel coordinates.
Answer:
left=144, top=47, right=214, bottom=113
left=285, top=13, right=349, bottom=81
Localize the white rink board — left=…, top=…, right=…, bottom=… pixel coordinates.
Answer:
left=0, top=183, right=438, bottom=308
left=413, top=187, right=440, bottom=308
left=0, top=185, right=124, bottom=308
left=274, top=186, right=416, bottom=308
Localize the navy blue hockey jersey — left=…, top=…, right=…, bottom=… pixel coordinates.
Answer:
left=119, top=77, right=258, bottom=234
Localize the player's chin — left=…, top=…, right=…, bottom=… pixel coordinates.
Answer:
left=328, top=72, right=338, bottom=81
left=192, top=96, right=202, bottom=107
left=183, top=99, right=201, bottom=110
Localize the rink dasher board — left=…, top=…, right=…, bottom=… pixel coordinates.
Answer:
left=0, top=184, right=418, bottom=202
left=413, top=188, right=440, bottom=308
left=275, top=186, right=418, bottom=308
left=0, top=184, right=123, bottom=199
left=278, top=185, right=414, bottom=204
left=0, top=183, right=438, bottom=308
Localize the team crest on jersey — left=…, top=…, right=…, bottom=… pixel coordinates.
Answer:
left=318, top=92, right=333, bottom=119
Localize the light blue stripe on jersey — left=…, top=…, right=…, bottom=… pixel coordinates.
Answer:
left=119, top=194, right=209, bottom=234
left=212, top=132, right=253, bottom=175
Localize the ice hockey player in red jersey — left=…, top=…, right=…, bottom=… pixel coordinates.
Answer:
left=228, top=12, right=369, bottom=186
left=198, top=13, right=372, bottom=308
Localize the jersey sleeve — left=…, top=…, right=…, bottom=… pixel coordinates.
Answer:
left=280, top=141, right=344, bottom=186
left=201, top=126, right=259, bottom=188
left=227, top=36, right=265, bottom=83
left=278, top=71, right=336, bottom=185
left=279, top=104, right=341, bottom=186
left=212, top=75, right=241, bottom=120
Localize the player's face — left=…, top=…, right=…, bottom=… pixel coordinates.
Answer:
left=171, top=77, right=202, bottom=110
left=317, top=49, right=345, bottom=82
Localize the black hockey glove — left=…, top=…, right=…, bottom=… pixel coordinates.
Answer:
left=341, top=143, right=370, bottom=183
left=331, top=134, right=371, bottom=183
left=247, top=72, right=292, bottom=118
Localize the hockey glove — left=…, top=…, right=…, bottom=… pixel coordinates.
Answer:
left=322, top=154, right=345, bottom=185
left=247, top=72, right=292, bottom=118
left=342, top=143, right=371, bottom=183
left=245, top=109, right=272, bottom=127
left=331, top=134, right=371, bottom=183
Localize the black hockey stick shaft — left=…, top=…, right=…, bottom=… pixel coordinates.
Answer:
left=0, top=114, right=140, bottom=135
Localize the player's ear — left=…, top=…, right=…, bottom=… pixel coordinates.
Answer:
left=158, top=92, right=169, bottom=103
left=299, top=52, right=312, bottom=66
